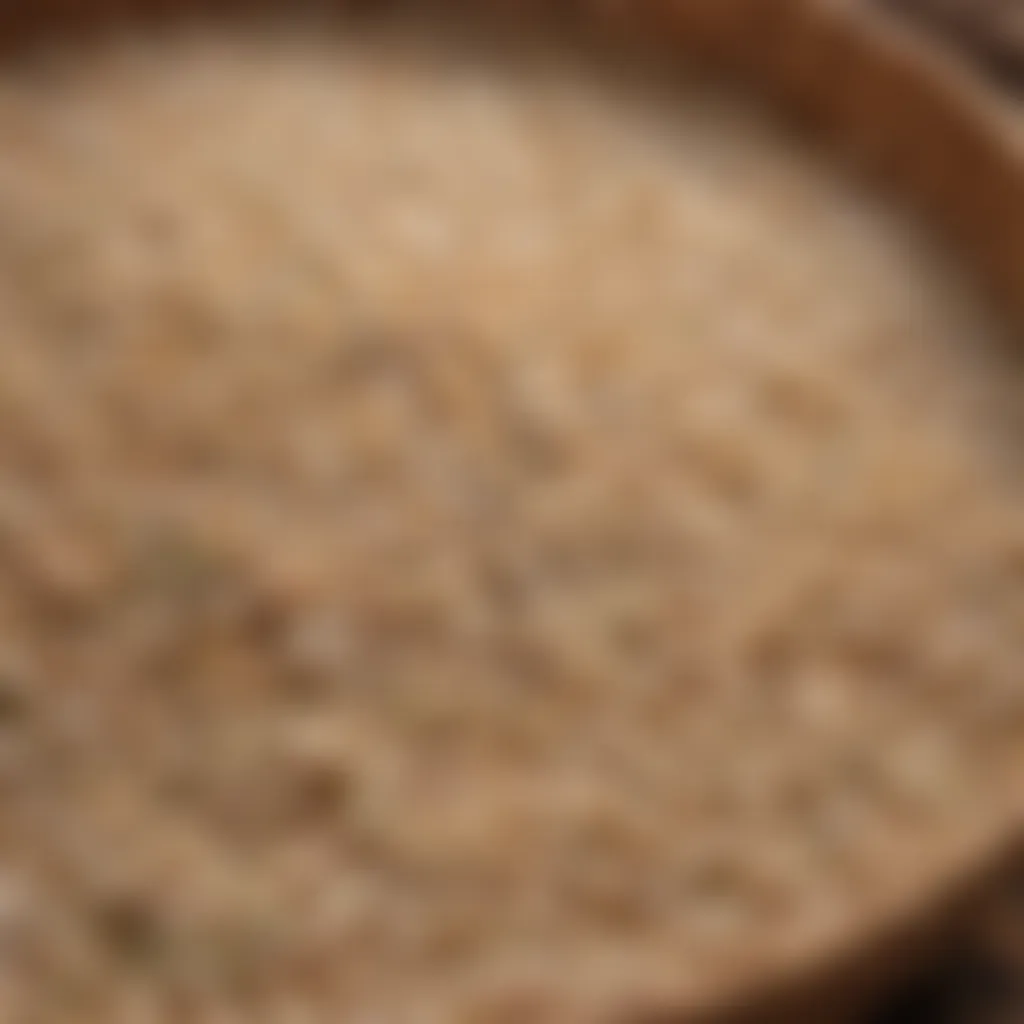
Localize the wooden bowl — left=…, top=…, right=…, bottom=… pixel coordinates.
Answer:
left=0, top=3, right=1020, bottom=1022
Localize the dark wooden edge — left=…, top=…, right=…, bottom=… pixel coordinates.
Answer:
left=879, top=0, right=1024, bottom=90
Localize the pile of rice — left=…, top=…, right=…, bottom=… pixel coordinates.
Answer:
left=0, top=11, right=1020, bottom=1022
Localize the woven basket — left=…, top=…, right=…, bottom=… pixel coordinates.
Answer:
left=0, top=3, right=1021, bottom=1022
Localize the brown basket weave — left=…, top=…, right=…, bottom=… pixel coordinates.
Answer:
left=0, top=2, right=1020, bottom=1022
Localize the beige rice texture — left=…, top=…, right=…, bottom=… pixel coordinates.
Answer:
left=0, top=12, right=1020, bottom=1023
